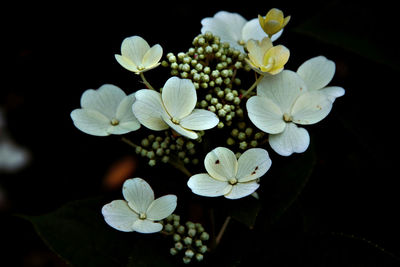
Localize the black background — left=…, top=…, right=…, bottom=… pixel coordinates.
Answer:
left=1, top=1, right=399, bottom=266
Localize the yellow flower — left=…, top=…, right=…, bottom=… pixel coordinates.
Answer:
left=245, top=37, right=290, bottom=75
left=258, top=8, right=290, bottom=38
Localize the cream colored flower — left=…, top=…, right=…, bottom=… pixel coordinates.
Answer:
left=258, top=8, right=291, bottom=38
left=245, top=37, right=290, bottom=75
left=115, top=36, right=163, bottom=74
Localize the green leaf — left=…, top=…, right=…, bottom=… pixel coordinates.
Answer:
left=18, top=197, right=168, bottom=267
left=259, top=141, right=316, bottom=227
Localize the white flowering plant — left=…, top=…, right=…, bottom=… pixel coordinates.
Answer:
left=24, top=8, right=345, bottom=266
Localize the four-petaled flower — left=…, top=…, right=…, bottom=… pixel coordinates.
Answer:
left=71, top=84, right=140, bottom=136
left=258, top=8, right=290, bottom=38
left=297, top=56, right=345, bottom=102
left=201, top=11, right=283, bottom=53
left=102, top=178, right=177, bottom=233
left=246, top=37, right=290, bottom=75
left=246, top=70, right=332, bottom=156
left=115, top=36, right=163, bottom=75
left=132, top=77, right=219, bottom=139
left=187, top=147, right=271, bottom=199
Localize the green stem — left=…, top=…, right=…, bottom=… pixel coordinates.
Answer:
left=140, top=72, right=155, bottom=90
left=241, top=75, right=263, bottom=98
left=121, top=137, right=139, bottom=149
left=215, top=216, right=231, bottom=246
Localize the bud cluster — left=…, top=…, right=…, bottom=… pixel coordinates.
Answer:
left=162, top=214, right=209, bottom=264
left=134, top=131, right=203, bottom=166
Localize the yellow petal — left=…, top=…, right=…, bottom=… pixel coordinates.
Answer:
left=265, top=8, right=284, bottom=24
left=282, top=16, right=291, bottom=28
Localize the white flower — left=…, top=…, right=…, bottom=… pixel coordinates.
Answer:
left=246, top=70, right=333, bottom=156
left=101, top=178, right=177, bottom=233
left=201, top=11, right=283, bottom=53
left=132, top=77, right=219, bottom=139
left=115, top=36, right=163, bottom=74
left=187, top=147, right=271, bottom=199
left=297, top=56, right=345, bottom=102
left=71, top=84, right=140, bottom=136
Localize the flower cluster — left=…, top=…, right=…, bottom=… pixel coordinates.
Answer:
left=70, top=7, right=344, bottom=264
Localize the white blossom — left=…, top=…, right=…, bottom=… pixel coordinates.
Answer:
left=132, top=77, right=219, bottom=139
left=297, top=56, right=345, bottom=102
left=102, top=178, right=177, bottom=233
left=115, top=36, right=163, bottom=74
left=71, top=84, right=140, bottom=136
left=246, top=70, right=333, bottom=156
left=187, top=147, right=271, bottom=199
left=200, top=11, right=283, bottom=53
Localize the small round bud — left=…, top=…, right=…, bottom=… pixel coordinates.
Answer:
left=195, top=63, right=203, bottom=71
left=217, top=122, right=224, bottom=129
left=225, top=92, right=234, bottom=101
left=185, top=249, right=195, bottom=258
left=141, top=138, right=149, bottom=147
left=165, top=214, right=174, bottom=222
left=215, top=103, right=223, bottom=110
left=182, top=257, right=191, bottom=264
left=227, top=137, right=235, bottom=146
left=210, top=97, right=218, bottom=105
left=195, top=253, right=204, bottom=262
left=170, top=247, right=178, bottom=256
left=238, top=132, right=246, bottom=141
left=245, top=127, right=253, bottom=136
left=199, top=245, right=208, bottom=253
left=164, top=223, right=173, bottom=232
left=186, top=221, right=195, bottom=229
left=200, top=232, right=209, bottom=241
left=231, top=128, right=239, bottom=137
left=188, top=228, right=196, bottom=237
left=239, top=141, right=248, bottom=150
left=148, top=159, right=156, bottom=166
left=218, top=109, right=226, bottom=117
left=205, top=94, right=212, bottom=101
left=161, top=60, right=169, bottom=67
left=173, top=233, right=181, bottom=242
left=175, top=242, right=183, bottom=251
left=147, top=151, right=155, bottom=159
left=161, top=155, right=169, bottom=163
left=217, top=90, right=224, bottom=98
left=194, top=239, right=203, bottom=247
left=135, top=146, right=142, bottom=154
left=250, top=140, right=258, bottom=147
left=177, top=225, right=185, bottom=234
left=200, top=100, right=208, bottom=108
left=221, top=69, right=229, bottom=77
left=208, top=105, right=216, bottom=112
left=172, top=214, right=181, bottom=221
left=183, top=236, right=192, bottom=245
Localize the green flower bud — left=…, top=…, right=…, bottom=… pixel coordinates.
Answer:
left=198, top=37, right=206, bottom=46
left=173, top=220, right=180, bottom=228
left=188, top=47, right=196, bottom=55
left=218, top=122, right=224, bottom=128
left=135, top=146, right=142, bottom=154
left=141, top=138, right=150, bottom=147
left=140, top=149, right=148, bottom=157
left=193, top=73, right=201, bottom=81
left=200, top=232, right=209, bottom=241
left=218, top=109, right=226, bottom=117
left=205, top=45, right=213, bottom=54
left=161, top=60, right=169, bottom=67
left=173, top=233, right=181, bottom=242
left=186, top=221, right=195, bottom=228
left=238, top=132, right=246, bottom=141
left=217, top=90, right=224, bottom=98
left=180, top=72, right=189, bottom=79
left=236, top=108, right=244, bottom=117
left=183, top=157, right=190, bottom=164
left=177, top=52, right=186, bottom=60
left=210, top=97, right=218, bottom=105
left=182, top=257, right=191, bottom=264
left=170, top=247, right=178, bottom=256
left=211, top=70, right=220, bottom=78
left=225, top=92, right=234, bottom=101
left=221, top=69, right=229, bottom=77
left=254, top=132, right=265, bottom=140
left=227, top=137, right=235, bottom=146
left=215, top=103, right=223, bottom=110
left=161, top=155, right=169, bottom=163
left=177, top=225, right=185, bottom=234
left=156, top=148, right=164, bottom=156
left=185, top=249, right=195, bottom=258
left=175, top=242, right=184, bottom=251
left=183, top=236, right=193, bottom=245
left=200, top=82, right=208, bottom=89
left=164, top=223, right=173, bottom=232
left=165, top=214, right=174, bottom=222
left=171, top=69, right=179, bottom=76
left=172, top=214, right=181, bottom=221
left=195, top=239, right=203, bottom=247
left=199, top=245, right=208, bottom=254
left=200, top=100, right=208, bottom=108
left=208, top=105, right=216, bottom=112
left=188, top=228, right=196, bottom=237
left=192, top=158, right=199, bottom=165
left=205, top=94, right=212, bottom=101
left=239, top=141, right=248, bottom=150
left=195, top=253, right=204, bottom=262
left=147, top=151, right=155, bottom=159
left=250, top=140, right=258, bottom=147
left=183, top=56, right=191, bottom=64
left=203, top=66, right=211, bottom=74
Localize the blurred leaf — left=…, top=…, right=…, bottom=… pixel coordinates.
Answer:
left=260, top=142, right=316, bottom=227
left=224, top=196, right=262, bottom=228
left=19, top=197, right=172, bottom=267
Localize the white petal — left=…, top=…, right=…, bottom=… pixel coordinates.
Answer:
left=201, top=11, right=246, bottom=52
left=236, top=148, right=271, bottom=182
left=320, top=86, right=345, bottom=102
left=291, top=91, right=332, bottom=125
left=246, top=96, right=286, bottom=134
left=204, top=147, right=238, bottom=181
left=224, top=181, right=260, bottom=199
left=70, top=109, right=110, bottom=136
left=132, top=219, right=163, bottom=234
left=120, top=36, right=150, bottom=66
left=270, top=29, right=284, bottom=42
left=242, top=18, right=268, bottom=42
left=269, top=123, right=310, bottom=156
left=297, top=56, right=335, bottom=91
left=142, top=44, right=163, bottom=68
left=132, top=89, right=169, bottom=131
left=180, top=109, right=219, bottom=131
left=101, top=200, right=138, bottom=232
left=122, top=178, right=154, bottom=214
left=161, top=114, right=198, bottom=139
left=257, top=70, right=306, bottom=114
left=81, top=84, right=126, bottom=119
left=107, top=93, right=140, bottom=134
left=187, top=173, right=232, bottom=197
left=162, top=77, right=197, bottom=119
left=146, top=195, right=177, bottom=221
left=115, top=55, right=139, bottom=73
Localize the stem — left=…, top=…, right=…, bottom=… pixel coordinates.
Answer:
left=241, top=75, right=263, bottom=98
left=167, top=157, right=192, bottom=177
left=215, top=216, right=231, bottom=246
left=121, top=137, right=139, bottom=149
left=140, top=72, right=155, bottom=90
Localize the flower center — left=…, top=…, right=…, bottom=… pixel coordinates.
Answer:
left=139, top=212, right=147, bottom=220
left=283, top=113, right=292, bottom=122
left=237, top=39, right=245, bottom=46
left=171, top=117, right=180, bottom=124
left=228, top=178, right=238, bottom=185
left=110, top=118, right=120, bottom=126
left=137, top=65, right=145, bottom=71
